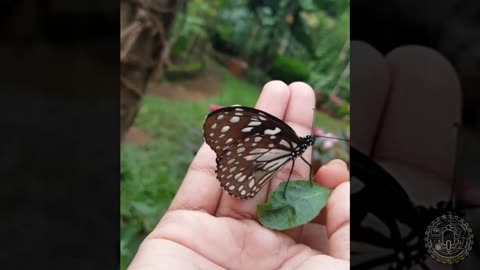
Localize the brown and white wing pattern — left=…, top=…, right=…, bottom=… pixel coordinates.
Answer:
left=216, top=134, right=298, bottom=199
left=203, top=106, right=299, bottom=156
left=203, top=106, right=315, bottom=199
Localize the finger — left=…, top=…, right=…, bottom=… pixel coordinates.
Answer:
left=266, top=82, right=315, bottom=240
left=312, top=160, right=350, bottom=226
left=380, top=46, right=460, bottom=177
left=215, top=80, right=291, bottom=219
left=350, top=41, right=390, bottom=156
left=168, top=142, right=221, bottom=214
left=315, top=159, right=350, bottom=189
left=268, top=81, right=316, bottom=193
left=312, top=161, right=350, bottom=259
left=325, top=181, right=349, bottom=259
left=375, top=46, right=461, bottom=203
left=284, top=82, right=316, bottom=133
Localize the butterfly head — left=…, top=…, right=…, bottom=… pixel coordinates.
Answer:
left=295, top=135, right=315, bottom=156
left=301, top=135, right=315, bottom=147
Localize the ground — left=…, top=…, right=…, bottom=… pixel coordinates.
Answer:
left=123, top=62, right=224, bottom=145
left=123, top=126, right=152, bottom=145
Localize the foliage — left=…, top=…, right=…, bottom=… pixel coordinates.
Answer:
left=210, top=0, right=350, bottom=100
left=210, top=30, right=241, bottom=56
left=165, top=61, right=205, bottom=81
left=320, top=93, right=350, bottom=120
left=171, top=35, right=190, bottom=58
left=258, top=181, right=331, bottom=230
left=267, top=55, right=310, bottom=84
left=246, top=67, right=266, bottom=85
left=169, top=0, right=227, bottom=62
left=169, top=0, right=350, bottom=102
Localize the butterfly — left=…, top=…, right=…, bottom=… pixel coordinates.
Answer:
left=203, top=106, right=315, bottom=199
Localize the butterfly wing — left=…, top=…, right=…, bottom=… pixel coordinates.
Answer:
left=350, top=146, right=429, bottom=269
left=203, top=106, right=299, bottom=156
left=216, top=134, right=298, bottom=199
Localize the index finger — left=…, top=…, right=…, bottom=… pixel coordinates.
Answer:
left=268, top=81, right=316, bottom=195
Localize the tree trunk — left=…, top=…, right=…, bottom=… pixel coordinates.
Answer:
left=120, top=0, right=179, bottom=140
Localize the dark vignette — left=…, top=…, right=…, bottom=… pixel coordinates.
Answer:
left=0, top=1, right=119, bottom=269
left=351, top=0, right=480, bottom=269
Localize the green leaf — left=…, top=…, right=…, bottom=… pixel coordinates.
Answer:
left=257, top=181, right=331, bottom=230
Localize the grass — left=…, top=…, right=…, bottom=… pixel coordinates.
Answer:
left=120, top=102, right=204, bottom=268
left=120, top=72, right=348, bottom=269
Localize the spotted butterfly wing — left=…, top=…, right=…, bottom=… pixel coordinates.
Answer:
left=203, top=106, right=314, bottom=199
left=216, top=134, right=294, bottom=198
left=203, top=106, right=299, bottom=155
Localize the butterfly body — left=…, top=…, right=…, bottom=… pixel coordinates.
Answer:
left=203, top=106, right=315, bottom=199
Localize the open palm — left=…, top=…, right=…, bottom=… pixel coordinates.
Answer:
left=128, top=81, right=350, bottom=270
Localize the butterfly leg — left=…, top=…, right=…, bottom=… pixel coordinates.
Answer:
left=299, top=155, right=313, bottom=185
left=283, top=159, right=295, bottom=199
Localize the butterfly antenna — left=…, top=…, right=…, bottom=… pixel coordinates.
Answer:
left=315, top=135, right=350, bottom=142
left=310, top=108, right=319, bottom=183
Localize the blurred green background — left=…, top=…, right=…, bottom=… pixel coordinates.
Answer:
left=121, top=0, right=349, bottom=268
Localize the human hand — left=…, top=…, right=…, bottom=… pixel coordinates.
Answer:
left=128, top=81, right=350, bottom=270
left=351, top=41, right=462, bottom=205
